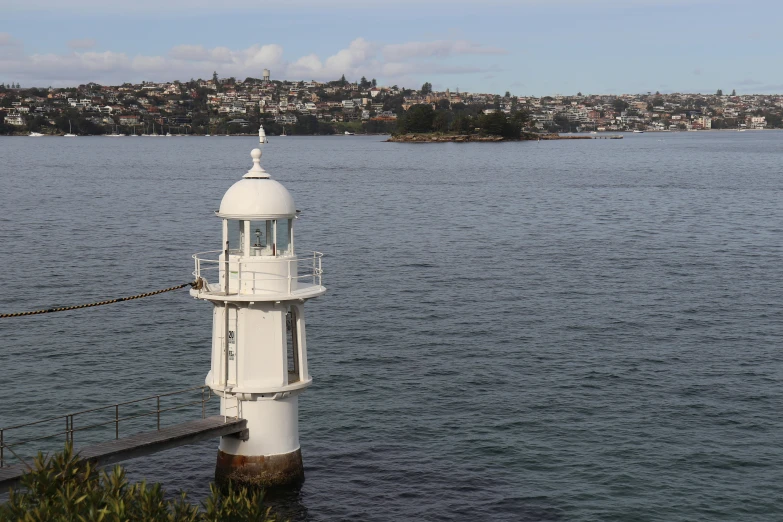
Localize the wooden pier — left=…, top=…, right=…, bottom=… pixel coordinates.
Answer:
left=0, top=415, right=247, bottom=493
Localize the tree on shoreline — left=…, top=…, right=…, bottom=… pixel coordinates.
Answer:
left=395, top=103, right=527, bottom=138
left=397, top=104, right=435, bottom=133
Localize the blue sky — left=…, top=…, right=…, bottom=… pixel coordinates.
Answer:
left=2, top=0, right=781, bottom=95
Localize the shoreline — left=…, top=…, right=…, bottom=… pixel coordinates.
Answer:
left=387, top=133, right=603, bottom=142
left=3, top=128, right=776, bottom=138
left=1, top=133, right=393, bottom=138
left=387, top=128, right=776, bottom=142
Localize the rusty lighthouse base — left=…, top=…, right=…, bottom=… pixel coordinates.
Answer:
left=215, top=448, right=305, bottom=489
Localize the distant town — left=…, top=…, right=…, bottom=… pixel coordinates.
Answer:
left=1, top=69, right=780, bottom=136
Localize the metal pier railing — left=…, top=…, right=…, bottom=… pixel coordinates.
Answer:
left=0, top=385, right=214, bottom=469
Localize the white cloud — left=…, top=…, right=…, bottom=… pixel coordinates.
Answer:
left=0, top=37, right=504, bottom=87
left=132, top=55, right=167, bottom=71
left=3, top=50, right=133, bottom=84
left=67, top=38, right=96, bottom=49
left=237, top=45, right=285, bottom=69
left=206, top=47, right=235, bottom=64
left=168, top=44, right=209, bottom=61
left=324, top=38, right=378, bottom=72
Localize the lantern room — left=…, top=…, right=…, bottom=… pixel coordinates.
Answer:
left=191, top=147, right=324, bottom=299
left=217, top=147, right=297, bottom=258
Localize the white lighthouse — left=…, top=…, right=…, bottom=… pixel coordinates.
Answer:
left=190, top=130, right=325, bottom=487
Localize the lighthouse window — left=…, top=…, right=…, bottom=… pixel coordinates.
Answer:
left=286, top=306, right=300, bottom=383
left=226, top=220, right=245, bottom=255
left=249, top=220, right=274, bottom=256
left=276, top=219, right=291, bottom=255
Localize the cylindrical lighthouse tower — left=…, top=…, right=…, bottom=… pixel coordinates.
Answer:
left=191, top=132, right=325, bottom=487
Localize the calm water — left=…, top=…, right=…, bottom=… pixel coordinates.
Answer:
left=1, top=132, right=782, bottom=521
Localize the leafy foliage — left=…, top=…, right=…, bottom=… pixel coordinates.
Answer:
left=363, top=119, right=396, bottom=134
left=450, top=114, right=473, bottom=134
left=478, top=112, right=521, bottom=138
left=293, top=115, right=334, bottom=135
left=0, top=445, right=278, bottom=522
left=435, top=99, right=450, bottom=111
left=397, top=104, right=436, bottom=133
left=612, top=99, right=629, bottom=113
left=394, top=103, right=528, bottom=137
left=432, top=111, right=450, bottom=132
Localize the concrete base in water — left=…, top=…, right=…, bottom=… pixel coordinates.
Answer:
left=215, top=448, right=304, bottom=488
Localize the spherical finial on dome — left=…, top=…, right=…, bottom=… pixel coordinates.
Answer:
left=245, top=148, right=270, bottom=179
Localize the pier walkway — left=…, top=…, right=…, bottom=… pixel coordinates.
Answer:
left=0, top=415, right=246, bottom=492
left=0, top=385, right=247, bottom=493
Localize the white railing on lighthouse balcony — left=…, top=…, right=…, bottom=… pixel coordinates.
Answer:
left=192, top=251, right=323, bottom=297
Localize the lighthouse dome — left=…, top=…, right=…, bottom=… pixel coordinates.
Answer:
left=216, top=148, right=296, bottom=219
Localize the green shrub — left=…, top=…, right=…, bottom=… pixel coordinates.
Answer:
left=0, top=445, right=277, bottom=522
left=396, top=104, right=436, bottom=134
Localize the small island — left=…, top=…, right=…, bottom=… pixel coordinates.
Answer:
left=389, top=134, right=510, bottom=142
left=386, top=103, right=607, bottom=142
left=389, top=103, right=529, bottom=141
left=387, top=132, right=598, bottom=142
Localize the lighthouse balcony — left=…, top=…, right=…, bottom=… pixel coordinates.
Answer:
left=191, top=250, right=325, bottom=301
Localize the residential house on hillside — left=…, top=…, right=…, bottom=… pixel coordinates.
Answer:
left=275, top=114, right=297, bottom=125
left=4, top=113, right=25, bottom=126
left=118, top=115, right=139, bottom=126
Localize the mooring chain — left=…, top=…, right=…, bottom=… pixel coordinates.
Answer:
left=0, top=279, right=204, bottom=318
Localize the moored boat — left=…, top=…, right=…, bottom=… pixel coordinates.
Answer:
left=64, top=120, right=77, bottom=137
